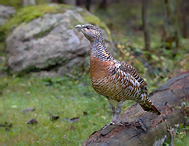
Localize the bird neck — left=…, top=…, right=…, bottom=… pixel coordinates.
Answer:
left=90, top=37, right=113, bottom=61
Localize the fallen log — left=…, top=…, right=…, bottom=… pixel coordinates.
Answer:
left=83, top=73, right=189, bottom=146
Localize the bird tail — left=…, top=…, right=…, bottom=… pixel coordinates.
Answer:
left=140, top=95, right=161, bottom=115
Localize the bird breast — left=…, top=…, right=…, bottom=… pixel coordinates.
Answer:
left=90, top=56, right=141, bottom=101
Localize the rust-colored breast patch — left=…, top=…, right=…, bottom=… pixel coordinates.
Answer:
left=90, top=55, right=110, bottom=80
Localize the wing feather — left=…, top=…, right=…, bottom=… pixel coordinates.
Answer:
left=119, top=62, right=147, bottom=91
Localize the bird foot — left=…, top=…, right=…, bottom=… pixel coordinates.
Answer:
left=101, top=121, right=131, bottom=136
left=115, top=121, right=125, bottom=126
left=101, top=122, right=118, bottom=136
left=102, top=122, right=114, bottom=130
left=135, top=118, right=147, bottom=131
left=102, top=121, right=125, bottom=130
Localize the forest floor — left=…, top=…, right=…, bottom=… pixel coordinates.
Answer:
left=0, top=1, right=188, bottom=146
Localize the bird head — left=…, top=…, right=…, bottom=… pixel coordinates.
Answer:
left=75, top=24, right=102, bottom=42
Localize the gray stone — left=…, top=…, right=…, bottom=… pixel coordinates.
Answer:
left=6, top=5, right=116, bottom=75
left=0, top=5, right=16, bottom=26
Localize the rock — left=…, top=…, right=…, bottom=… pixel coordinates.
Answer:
left=0, top=5, right=16, bottom=26
left=49, top=113, right=60, bottom=121
left=23, top=107, right=35, bottom=113
left=26, top=119, right=37, bottom=124
left=70, top=117, right=79, bottom=123
left=6, top=4, right=116, bottom=75
left=0, top=122, right=13, bottom=131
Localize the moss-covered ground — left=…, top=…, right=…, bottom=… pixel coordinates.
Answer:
left=0, top=1, right=188, bottom=146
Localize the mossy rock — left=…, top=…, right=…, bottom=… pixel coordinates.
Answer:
left=0, top=4, right=111, bottom=41
left=5, top=4, right=116, bottom=75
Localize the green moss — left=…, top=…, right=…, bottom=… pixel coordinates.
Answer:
left=0, top=4, right=58, bottom=40
left=0, top=42, right=7, bottom=73
left=0, top=42, right=5, bottom=53
left=80, top=12, right=111, bottom=39
left=0, top=4, right=77, bottom=41
left=0, top=0, right=22, bottom=9
left=33, top=25, right=55, bottom=39
left=0, top=0, right=49, bottom=9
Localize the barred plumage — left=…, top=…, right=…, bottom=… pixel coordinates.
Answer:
left=75, top=24, right=160, bottom=125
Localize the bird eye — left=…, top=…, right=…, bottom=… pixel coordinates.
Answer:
left=86, top=27, right=90, bottom=30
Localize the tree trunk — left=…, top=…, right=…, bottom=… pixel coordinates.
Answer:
left=99, top=0, right=107, bottom=9
left=86, top=0, right=91, bottom=11
left=63, top=0, right=76, bottom=5
left=142, top=0, right=151, bottom=51
left=180, top=0, right=189, bottom=38
left=82, top=72, right=189, bottom=146
left=163, top=0, right=180, bottom=52
left=52, top=0, right=63, bottom=3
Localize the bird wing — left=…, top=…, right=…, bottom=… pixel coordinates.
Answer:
left=110, top=60, right=148, bottom=94
left=114, top=61, right=160, bottom=115
left=120, top=61, right=147, bottom=90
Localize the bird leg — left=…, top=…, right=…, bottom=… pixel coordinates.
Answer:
left=112, top=101, right=123, bottom=124
left=108, top=99, right=123, bottom=125
left=102, top=101, right=123, bottom=130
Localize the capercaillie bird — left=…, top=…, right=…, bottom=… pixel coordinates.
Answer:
left=75, top=24, right=161, bottom=125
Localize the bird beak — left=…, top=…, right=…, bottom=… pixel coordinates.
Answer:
left=75, top=24, right=83, bottom=29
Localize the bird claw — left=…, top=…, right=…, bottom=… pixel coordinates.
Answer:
left=135, top=118, right=147, bottom=131
left=101, top=123, right=117, bottom=136
left=102, top=122, right=114, bottom=130
left=116, top=121, right=125, bottom=126
left=102, top=121, right=125, bottom=130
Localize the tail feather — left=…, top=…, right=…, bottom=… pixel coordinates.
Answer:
left=140, top=97, right=161, bottom=115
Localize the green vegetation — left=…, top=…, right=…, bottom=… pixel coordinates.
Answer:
left=0, top=0, right=22, bottom=9
left=173, top=124, right=188, bottom=145
left=0, top=0, right=48, bottom=9
left=0, top=42, right=6, bottom=72
left=163, top=123, right=188, bottom=146
left=33, top=25, right=55, bottom=39
left=0, top=74, right=132, bottom=145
